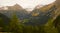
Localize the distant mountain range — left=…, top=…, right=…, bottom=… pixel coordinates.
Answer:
left=0, top=2, right=59, bottom=25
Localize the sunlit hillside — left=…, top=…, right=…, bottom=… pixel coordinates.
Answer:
left=39, top=3, right=55, bottom=12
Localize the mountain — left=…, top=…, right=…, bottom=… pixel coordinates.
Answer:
left=24, top=2, right=58, bottom=25
left=0, top=10, right=29, bottom=20
left=0, top=4, right=23, bottom=10
left=0, top=2, right=60, bottom=26
left=0, top=4, right=29, bottom=20
left=7, top=4, right=23, bottom=10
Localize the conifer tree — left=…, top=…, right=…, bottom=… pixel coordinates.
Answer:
left=8, top=12, right=23, bottom=33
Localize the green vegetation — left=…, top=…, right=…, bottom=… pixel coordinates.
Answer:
left=1, top=13, right=59, bottom=33
left=0, top=11, right=59, bottom=33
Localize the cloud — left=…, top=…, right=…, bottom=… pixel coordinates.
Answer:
left=0, top=0, right=56, bottom=9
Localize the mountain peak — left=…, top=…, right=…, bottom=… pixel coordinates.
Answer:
left=0, top=4, right=23, bottom=10
left=7, top=4, right=23, bottom=10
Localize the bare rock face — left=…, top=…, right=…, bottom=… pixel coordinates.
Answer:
left=56, top=0, right=60, bottom=5
left=7, top=4, right=23, bottom=10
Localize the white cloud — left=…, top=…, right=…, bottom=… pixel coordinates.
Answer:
left=0, top=0, right=56, bottom=9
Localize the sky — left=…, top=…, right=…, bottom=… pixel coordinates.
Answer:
left=0, top=0, right=56, bottom=9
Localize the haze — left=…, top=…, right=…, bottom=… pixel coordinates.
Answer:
left=0, top=0, right=56, bottom=9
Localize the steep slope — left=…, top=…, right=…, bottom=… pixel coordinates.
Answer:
left=24, top=2, right=58, bottom=25
left=0, top=4, right=29, bottom=20
left=7, top=4, right=23, bottom=10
